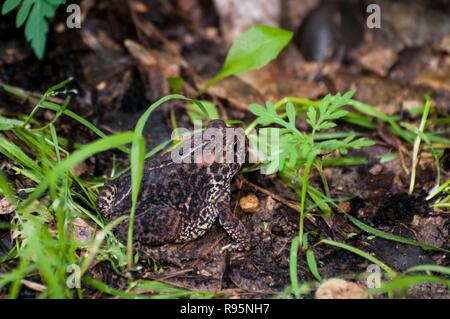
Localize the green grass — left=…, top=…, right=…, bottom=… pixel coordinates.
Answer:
left=248, top=92, right=450, bottom=299
left=0, top=80, right=204, bottom=298
left=1, top=21, right=449, bottom=298
left=1, top=78, right=449, bottom=298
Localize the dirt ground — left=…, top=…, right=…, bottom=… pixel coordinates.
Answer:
left=1, top=0, right=449, bottom=299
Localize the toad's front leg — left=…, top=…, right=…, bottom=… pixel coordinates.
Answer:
left=216, top=193, right=253, bottom=253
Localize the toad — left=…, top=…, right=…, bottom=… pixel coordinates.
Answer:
left=97, top=120, right=252, bottom=253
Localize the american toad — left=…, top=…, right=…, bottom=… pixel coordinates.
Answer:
left=97, top=120, right=251, bottom=253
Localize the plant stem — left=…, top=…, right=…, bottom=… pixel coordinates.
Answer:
left=409, top=96, right=431, bottom=194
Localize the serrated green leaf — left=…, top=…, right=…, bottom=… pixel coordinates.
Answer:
left=266, top=101, right=277, bottom=116
left=209, top=25, right=293, bottom=85
left=348, top=138, right=375, bottom=148
left=316, top=121, right=336, bottom=131
left=318, top=94, right=331, bottom=115
left=2, top=0, right=21, bottom=15
left=249, top=103, right=266, bottom=117
left=9, top=0, right=65, bottom=59
left=306, top=106, right=316, bottom=128
left=286, top=102, right=296, bottom=125
left=25, top=1, right=54, bottom=59
left=41, top=0, right=57, bottom=18
left=47, top=0, right=66, bottom=5
left=16, top=0, right=33, bottom=27
left=343, top=91, right=355, bottom=99
left=324, top=110, right=348, bottom=120
left=26, top=5, right=48, bottom=59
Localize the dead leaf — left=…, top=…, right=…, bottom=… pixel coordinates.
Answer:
left=0, top=196, right=15, bottom=215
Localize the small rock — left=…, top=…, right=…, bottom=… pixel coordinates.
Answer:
left=239, top=194, right=260, bottom=213
left=315, top=278, right=368, bottom=299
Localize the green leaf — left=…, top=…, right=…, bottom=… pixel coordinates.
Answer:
left=348, top=138, right=375, bottom=148
left=249, top=103, right=275, bottom=126
left=286, top=102, right=296, bottom=125
left=0, top=115, right=24, bottom=131
left=50, top=132, right=136, bottom=185
left=316, top=121, right=336, bottom=131
left=167, top=76, right=184, bottom=94
left=47, top=0, right=66, bottom=5
left=318, top=95, right=331, bottom=116
left=369, top=275, right=450, bottom=297
left=126, top=93, right=189, bottom=267
left=320, top=239, right=397, bottom=279
left=127, top=135, right=146, bottom=266
left=266, top=101, right=277, bottom=116
left=289, top=236, right=300, bottom=298
left=7, top=0, right=66, bottom=59
left=306, top=249, right=321, bottom=281
left=405, top=264, right=450, bottom=276
left=0, top=135, right=42, bottom=173
left=187, top=100, right=219, bottom=123
left=306, top=106, right=316, bottom=128
left=26, top=2, right=50, bottom=59
left=346, top=214, right=450, bottom=253
left=249, top=103, right=266, bottom=117
left=2, top=0, right=21, bottom=15
left=324, top=110, right=348, bottom=120
left=40, top=0, right=57, bottom=18
left=16, top=0, right=33, bottom=27
left=209, top=25, right=293, bottom=86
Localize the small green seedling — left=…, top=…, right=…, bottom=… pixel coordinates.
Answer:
left=1, top=0, right=67, bottom=59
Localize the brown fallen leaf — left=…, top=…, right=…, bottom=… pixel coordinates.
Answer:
left=0, top=196, right=15, bottom=215
left=124, top=39, right=181, bottom=78
left=353, top=43, right=398, bottom=77
left=207, top=77, right=265, bottom=111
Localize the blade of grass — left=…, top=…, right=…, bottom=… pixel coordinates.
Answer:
left=0, top=82, right=130, bottom=154
left=368, top=275, right=450, bottom=297
left=302, top=232, right=322, bottom=282
left=405, top=264, right=450, bottom=275
left=409, top=96, right=431, bottom=194
left=346, top=214, right=449, bottom=253
left=320, top=239, right=397, bottom=279
left=127, top=94, right=188, bottom=267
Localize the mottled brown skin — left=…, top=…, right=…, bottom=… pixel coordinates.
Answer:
left=97, top=120, right=251, bottom=252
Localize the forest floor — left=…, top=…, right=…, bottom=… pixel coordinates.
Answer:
left=0, top=0, right=449, bottom=299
